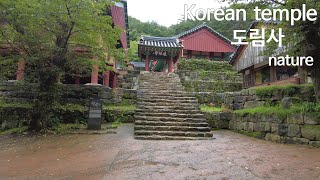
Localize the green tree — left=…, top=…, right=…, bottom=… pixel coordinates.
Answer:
left=0, top=0, right=123, bottom=131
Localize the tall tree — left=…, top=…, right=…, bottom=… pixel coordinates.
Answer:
left=0, top=0, right=123, bottom=130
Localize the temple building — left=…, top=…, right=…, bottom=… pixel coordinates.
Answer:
left=177, top=23, right=236, bottom=60
left=137, top=23, right=236, bottom=72
left=229, top=21, right=308, bottom=88
left=4, top=0, right=129, bottom=89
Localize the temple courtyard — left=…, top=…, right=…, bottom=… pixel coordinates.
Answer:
left=0, top=124, right=319, bottom=180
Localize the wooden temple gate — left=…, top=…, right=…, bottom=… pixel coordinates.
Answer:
left=138, top=36, right=183, bottom=72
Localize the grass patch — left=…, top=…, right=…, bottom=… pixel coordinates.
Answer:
left=234, top=102, right=320, bottom=120
left=52, top=124, right=85, bottom=134
left=254, top=84, right=314, bottom=99
left=0, top=100, right=32, bottom=108
left=103, top=105, right=136, bottom=111
left=111, top=121, right=122, bottom=128
left=0, top=126, right=28, bottom=135
left=200, top=105, right=222, bottom=113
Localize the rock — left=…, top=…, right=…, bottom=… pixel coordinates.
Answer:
left=287, top=124, right=301, bottom=137
left=281, top=97, right=302, bottom=109
left=301, top=125, right=320, bottom=141
left=254, top=122, right=271, bottom=132
left=225, top=97, right=234, bottom=104
left=309, top=141, right=320, bottom=148
left=229, top=120, right=236, bottom=130
left=240, top=89, right=249, bottom=96
left=248, top=122, right=255, bottom=132
left=248, top=89, right=256, bottom=96
left=232, top=103, right=243, bottom=110
left=244, top=101, right=265, bottom=109
left=287, top=114, right=304, bottom=125
left=282, top=137, right=309, bottom=145
left=277, top=124, right=288, bottom=136
left=265, top=133, right=281, bottom=143
left=304, top=115, right=319, bottom=125
left=234, top=96, right=246, bottom=103
left=220, top=112, right=232, bottom=121
left=271, top=123, right=279, bottom=134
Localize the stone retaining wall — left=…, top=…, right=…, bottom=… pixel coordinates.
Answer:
left=229, top=113, right=320, bottom=147
left=177, top=70, right=242, bottom=93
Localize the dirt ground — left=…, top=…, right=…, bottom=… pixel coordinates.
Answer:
left=0, top=124, right=320, bottom=180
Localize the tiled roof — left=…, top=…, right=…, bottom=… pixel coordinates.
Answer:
left=139, top=36, right=183, bottom=48
left=176, top=22, right=232, bottom=44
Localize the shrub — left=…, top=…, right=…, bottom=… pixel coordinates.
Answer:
left=255, top=84, right=315, bottom=101
left=178, top=58, right=234, bottom=71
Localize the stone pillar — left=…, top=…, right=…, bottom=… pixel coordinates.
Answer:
left=16, top=59, right=26, bottom=81
left=91, top=59, right=99, bottom=84
left=168, top=57, right=173, bottom=73
left=104, top=70, right=110, bottom=87
left=145, top=55, right=149, bottom=71
left=75, top=73, right=81, bottom=84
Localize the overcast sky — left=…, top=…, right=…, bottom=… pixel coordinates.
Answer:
left=127, top=0, right=229, bottom=27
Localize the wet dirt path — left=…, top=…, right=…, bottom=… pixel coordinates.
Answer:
left=0, top=124, right=320, bottom=180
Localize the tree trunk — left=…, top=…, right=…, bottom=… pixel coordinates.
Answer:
left=29, top=65, right=59, bottom=131
left=302, top=20, right=320, bottom=102
left=311, top=69, right=320, bottom=102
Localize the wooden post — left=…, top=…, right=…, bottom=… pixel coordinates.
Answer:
left=168, top=56, right=173, bottom=73
left=16, top=59, right=26, bottom=81
left=145, top=54, right=149, bottom=71
left=104, top=70, right=110, bottom=87
left=91, top=59, right=99, bottom=84
left=112, top=73, right=117, bottom=88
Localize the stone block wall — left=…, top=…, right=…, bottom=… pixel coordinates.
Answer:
left=204, top=111, right=232, bottom=129
left=0, top=82, right=114, bottom=129
left=177, top=70, right=242, bottom=93
left=229, top=113, right=320, bottom=147
left=224, top=89, right=263, bottom=110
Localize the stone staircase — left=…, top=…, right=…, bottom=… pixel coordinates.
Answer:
left=134, top=72, right=213, bottom=140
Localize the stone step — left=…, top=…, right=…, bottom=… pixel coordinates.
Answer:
left=139, top=86, right=184, bottom=91
left=139, top=99, right=197, bottom=103
left=140, top=97, right=197, bottom=101
left=134, top=135, right=213, bottom=140
left=136, top=106, right=199, bottom=111
left=137, top=102, right=199, bottom=107
left=135, top=113, right=205, bottom=119
left=140, top=82, right=182, bottom=84
left=135, top=109, right=201, bottom=114
left=138, top=92, right=194, bottom=97
left=135, top=130, right=213, bottom=138
left=135, top=120, right=209, bottom=127
left=135, top=125, right=211, bottom=132
left=134, top=115, right=206, bottom=122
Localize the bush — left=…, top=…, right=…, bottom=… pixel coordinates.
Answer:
left=178, top=58, right=234, bottom=71
left=103, top=105, right=136, bottom=123
left=234, top=102, right=320, bottom=121
left=255, top=84, right=315, bottom=101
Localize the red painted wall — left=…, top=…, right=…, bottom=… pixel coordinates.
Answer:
left=111, top=6, right=127, bottom=49
left=180, top=29, right=235, bottom=53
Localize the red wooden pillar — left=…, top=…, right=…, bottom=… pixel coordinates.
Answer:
left=75, top=73, right=81, bottom=84
left=168, top=57, right=173, bottom=73
left=91, top=59, right=99, bottom=84
left=112, top=73, right=117, bottom=88
left=145, top=55, right=149, bottom=71
left=16, top=59, right=26, bottom=81
left=104, top=70, right=110, bottom=87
